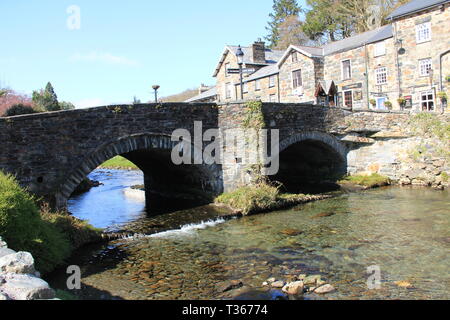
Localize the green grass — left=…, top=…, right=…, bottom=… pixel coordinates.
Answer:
left=215, top=183, right=325, bottom=215
left=0, top=171, right=102, bottom=274
left=99, top=156, right=138, bottom=170
left=339, top=173, right=390, bottom=188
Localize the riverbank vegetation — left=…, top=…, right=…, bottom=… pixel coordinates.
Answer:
left=0, top=171, right=101, bottom=274
left=99, top=156, right=138, bottom=170
left=338, top=173, right=391, bottom=189
left=215, top=183, right=330, bottom=215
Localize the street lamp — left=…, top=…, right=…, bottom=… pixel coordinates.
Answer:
left=152, top=85, right=160, bottom=103
left=236, top=45, right=244, bottom=100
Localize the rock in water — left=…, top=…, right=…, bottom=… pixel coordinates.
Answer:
left=271, top=281, right=285, bottom=288
left=216, top=280, right=243, bottom=293
left=0, top=252, right=35, bottom=274
left=314, top=284, right=335, bottom=294
left=282, top=281, right=304, bottom=295
left=0, top=248, right=16, bottom=259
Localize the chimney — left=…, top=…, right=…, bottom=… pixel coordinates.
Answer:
left=198, top=83, right=209, bottom=95
left=252, top=39, right=266, bottom=64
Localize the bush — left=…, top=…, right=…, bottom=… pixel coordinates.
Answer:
left=3, top=104, right=38, bottom=117
left=0, top=171, right=104, bottom=274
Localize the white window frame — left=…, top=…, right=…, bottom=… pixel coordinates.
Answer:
left=416, top=22, right=431, bottom=44
left=421, top=90, right=435, bottom=111
left=341, top=59, right=352, bottom=80
left=374, top=41, right=386, bottom=57
left=269, top=75, right=276, bottom=88
left=419, top=58, right=433, bottom=77
left=375, top=67, right=388, bottom=85
left=243, top=82, right=248, bottom=93
left=255, top=79, right=261, bottom=91
left=269, top=94, right=277, bottom=102
left=292, top=69, right=302, bottom=89
left=225, top=83, right=232, bottom=99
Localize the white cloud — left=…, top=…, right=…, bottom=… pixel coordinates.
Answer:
left=69, top=51, right=139, bottom=66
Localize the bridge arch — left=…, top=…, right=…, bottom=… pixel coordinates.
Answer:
left=273, top=131, right=348, bottom=193
left=54, top=133, right=223, bottom=210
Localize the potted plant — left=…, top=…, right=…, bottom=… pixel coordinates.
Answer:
left=437, top=91, right=448, bottom=102
left=446, top=75, right=450, bottom=83
left=369, top=99, right=376, bottom=108
left=397, top=97, right=406, bottom=108
left=384, top=101, right=393, bottom=110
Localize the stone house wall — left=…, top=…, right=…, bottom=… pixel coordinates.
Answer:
left=216, top=51, right=240, bottom=103
left=278, top=51, right=323, bottom=104
left=241, top=74, right=280, bottom=102
left=393, top=2, right=450, bottom=112
left=324, top=46, right=368, bottom=110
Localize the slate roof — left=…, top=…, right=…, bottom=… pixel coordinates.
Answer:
left=185, top=87, right=217, bottom=103
left=387, top=0, right=449, bottom=20
left=242, top=64, right=279, bottom=83
left=322, top=24, right=393, bottom=55
left=213, top=46, right=284, bottom=77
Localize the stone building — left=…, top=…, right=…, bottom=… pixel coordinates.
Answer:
left=187, top=0, right=450, bottom=113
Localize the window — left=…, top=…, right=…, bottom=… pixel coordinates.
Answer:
left=255, top=79, right=261, bottom=91
left=225, top=83, right=232, bottom=99
left=421, top=90, right=434, bottom=111
left=416, top=22, right=431, bottom=44
left=344, top=91, right=353, bottom=108
left=375, top=97, right=387, bottom=110
left=374, top=41, right=386, bottom=57
left=292, top=52, right=298, bottom=63
left=376, top=67, right=387, bottom=85
left=419, top=58, right=432, bottom=77
left=342, top=60, right=352, bottom=80
left=292, top=69, right=302, bottom=89
left=269, top=75, right=276, bottom=88
left=269, top=94, right=277, bottom=102
left=225, top=63, right=230, bottom=77
left=243, top=82, right=248, bottom=93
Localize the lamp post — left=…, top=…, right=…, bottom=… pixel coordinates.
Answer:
left=152, top=85, right=160, bottom=103
left=236, top=45, right=244, bottom=100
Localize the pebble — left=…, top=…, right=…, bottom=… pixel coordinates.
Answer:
left=314, top=284, right=335, bottom=294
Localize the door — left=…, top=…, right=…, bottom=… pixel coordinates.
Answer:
left=376, top=97, right=387, bottom=110
left=344, top=90, right=353, bottom=108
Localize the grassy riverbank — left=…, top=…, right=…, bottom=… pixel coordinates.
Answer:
left=0, top=171, right=102, bottom=274
left=215, top=183, right=331, bottom=215
left=338, top=173, right=391, bottom=189
left=99, top=156, right=138, bottom=170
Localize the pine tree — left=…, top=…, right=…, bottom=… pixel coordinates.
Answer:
left=265, top=0, right=302, bottom=48
left=32, top=82, right=60, bottom=112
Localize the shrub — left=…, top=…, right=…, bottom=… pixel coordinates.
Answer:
left=339, top=173, right=390, bottom=188
left=3, top=104, right=38, bottom=117
left=0, top=171, right=71, bottom=273
left=369, top=99, right=376, bottom=106
left=384, top=101, right=393, bottom=109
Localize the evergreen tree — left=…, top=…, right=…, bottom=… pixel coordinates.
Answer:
left=265, top=0, right=302, bottom=48
left=32, top=82, right=60, bottom=112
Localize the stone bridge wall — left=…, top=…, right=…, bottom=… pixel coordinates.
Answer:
left=0, top=102, right=447, bottom=208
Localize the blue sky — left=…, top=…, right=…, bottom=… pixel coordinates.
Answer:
left=0, top=0, right=307, bottom=108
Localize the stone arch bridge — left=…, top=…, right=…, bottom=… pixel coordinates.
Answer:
left=0, top=102, right=410, bottom=210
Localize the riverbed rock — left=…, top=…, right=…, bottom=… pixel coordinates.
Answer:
left=303, top=275, right=322, bottom=286
left=282, top=281, right=304, bottom=295
left=216, top=280, right=243, bottom=293
left=394, top=280, right=414, bottom=289
left=314, top=284, right=335, bottom=294
left=0, top=252, right=35, bottom=274
left=0, top=247, right=16, bottom=259
left=271, top=280, right=285, bottom=288
left=0, top=237, right=7, bottom=248
left=0, top=274, right=55, bottom=300
left=280, top=229, right=303, bottom=236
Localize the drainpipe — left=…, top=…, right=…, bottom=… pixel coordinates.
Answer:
left=364, top=43, right=370, bottom=109
left=393, top=21, right=403, bottom=101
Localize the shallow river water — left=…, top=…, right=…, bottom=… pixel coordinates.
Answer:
left=47, top=169, right=449, bottom=300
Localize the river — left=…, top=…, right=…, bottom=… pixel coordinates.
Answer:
left=46, top=169, right=450, bottom=300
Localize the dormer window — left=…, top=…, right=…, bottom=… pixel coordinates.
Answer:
left=416, top=22, right=431, bottom=44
